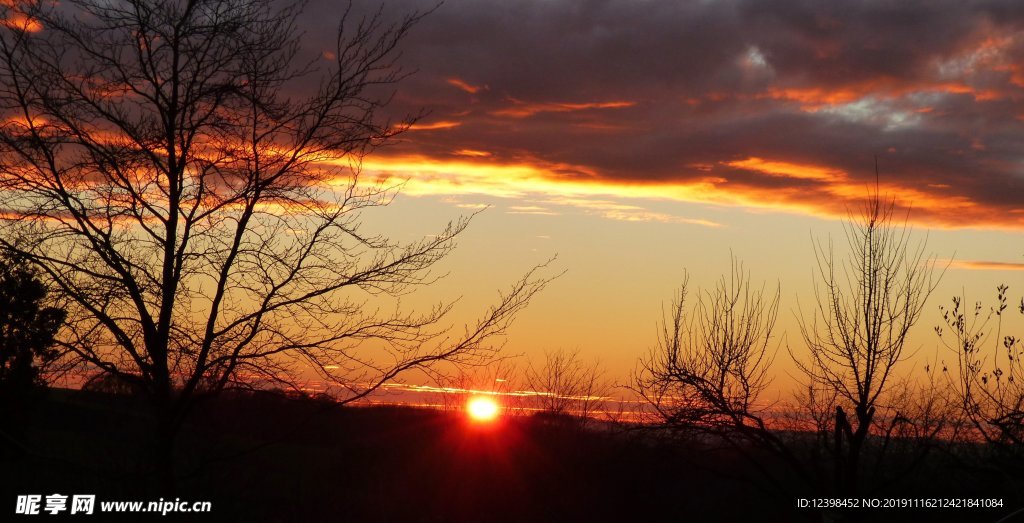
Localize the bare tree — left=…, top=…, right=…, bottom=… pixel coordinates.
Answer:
left=524, top=348, right=609, bottom=424
left=937, top=285, right=1024, bottom=466
left=0, top=0, right=550, bottom=486
left=635, top=257, right=808, bottom=486
left=638, top=260, right=777, bottom=430
left=795, top=184, right=942, bottom=495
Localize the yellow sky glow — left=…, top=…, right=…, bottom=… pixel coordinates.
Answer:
left=325, top=154, right=1006, bottom=229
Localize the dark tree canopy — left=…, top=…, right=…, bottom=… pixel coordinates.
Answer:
left=0, top=254, right=65, bottom=396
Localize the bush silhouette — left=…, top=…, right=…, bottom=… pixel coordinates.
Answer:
left=0, top=255, right=65, bottom=446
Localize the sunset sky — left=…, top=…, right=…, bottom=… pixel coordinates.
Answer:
left=286, top=0, right=1024, bottom=397
left=0, top=0, right=1019, bottom=399
left=9, top=0, right=1019, bottom=400
left=1, top=2, right=1019, bottom=515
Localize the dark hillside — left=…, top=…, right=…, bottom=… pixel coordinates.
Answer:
left=2, top=390, right=1020, bottom=522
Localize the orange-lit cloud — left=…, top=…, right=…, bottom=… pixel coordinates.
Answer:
left=492, top=99, right=636, bottom=118
left=3, top=114, right=47, bottom=128
left=761, top=81, right=1002, bottom=111
left=329, top=154, right=723, bottom=226
left=337, top=152, right=1021, bottom=230
left=408, top=120, right=461, bottom=131
left=453, top=149, right=491, bottom=157
left=724, top=157, right=845, bottom=182
left=722, top=157, right=985, bottom=224
left=950, top=260, right=1024, bottom=271
left=1, top=12, right=41, bottom=33
left=446, top=77, right=484, bottom=94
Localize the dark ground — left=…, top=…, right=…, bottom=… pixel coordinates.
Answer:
left=1, top=389, right=1022, bottom=522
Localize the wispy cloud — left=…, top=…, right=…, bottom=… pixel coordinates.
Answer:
left=345, top=152, right=999, bottom=229
left=407, top=120, right=462, bottom=131
left=380, top=382, right=610, bottom=402
left=446, top=77, right=485, bottom=94
left=506, top=205, right=559, bottom=216
left=342, top=155, right=723, bottom=226
left=724, top=157, right=846, bottom=182
left=491, top=99, right=636, bottom=118
left=453, top=149, right=492, bottom=157
left=950, top=260, right=1024, bottom=271
left=543, top=196, right=723, bottom=227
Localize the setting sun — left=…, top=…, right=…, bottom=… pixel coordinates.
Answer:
left=466, top=396, right=500, bottom=422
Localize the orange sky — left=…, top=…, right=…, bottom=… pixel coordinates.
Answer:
left=296, top=0, right=1024, bottom=403
left=7, top=0, right=1024, bottom=406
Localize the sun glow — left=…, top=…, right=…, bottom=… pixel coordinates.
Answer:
left=466, top=396, right=500, bottom=422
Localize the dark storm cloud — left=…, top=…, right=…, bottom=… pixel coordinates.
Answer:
left=300, top=0, right=1024, bottom=226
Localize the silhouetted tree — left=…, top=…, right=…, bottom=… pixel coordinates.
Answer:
left=524, top=348, right=609, bottom=425
left=636, top=257, right=809, bottom=486
left=0, top=0, right=550, bottom=487
left=795, top=183, right=942, bottom=496
left=81, top=371, right=145, bottom=396
left=0, top=252, right=65, bottom=443
left=639, top=189, right=951, bottom=503
left=0, top=256, right=64, bottom=389
left=937, top=285, right=1024, bottom=469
